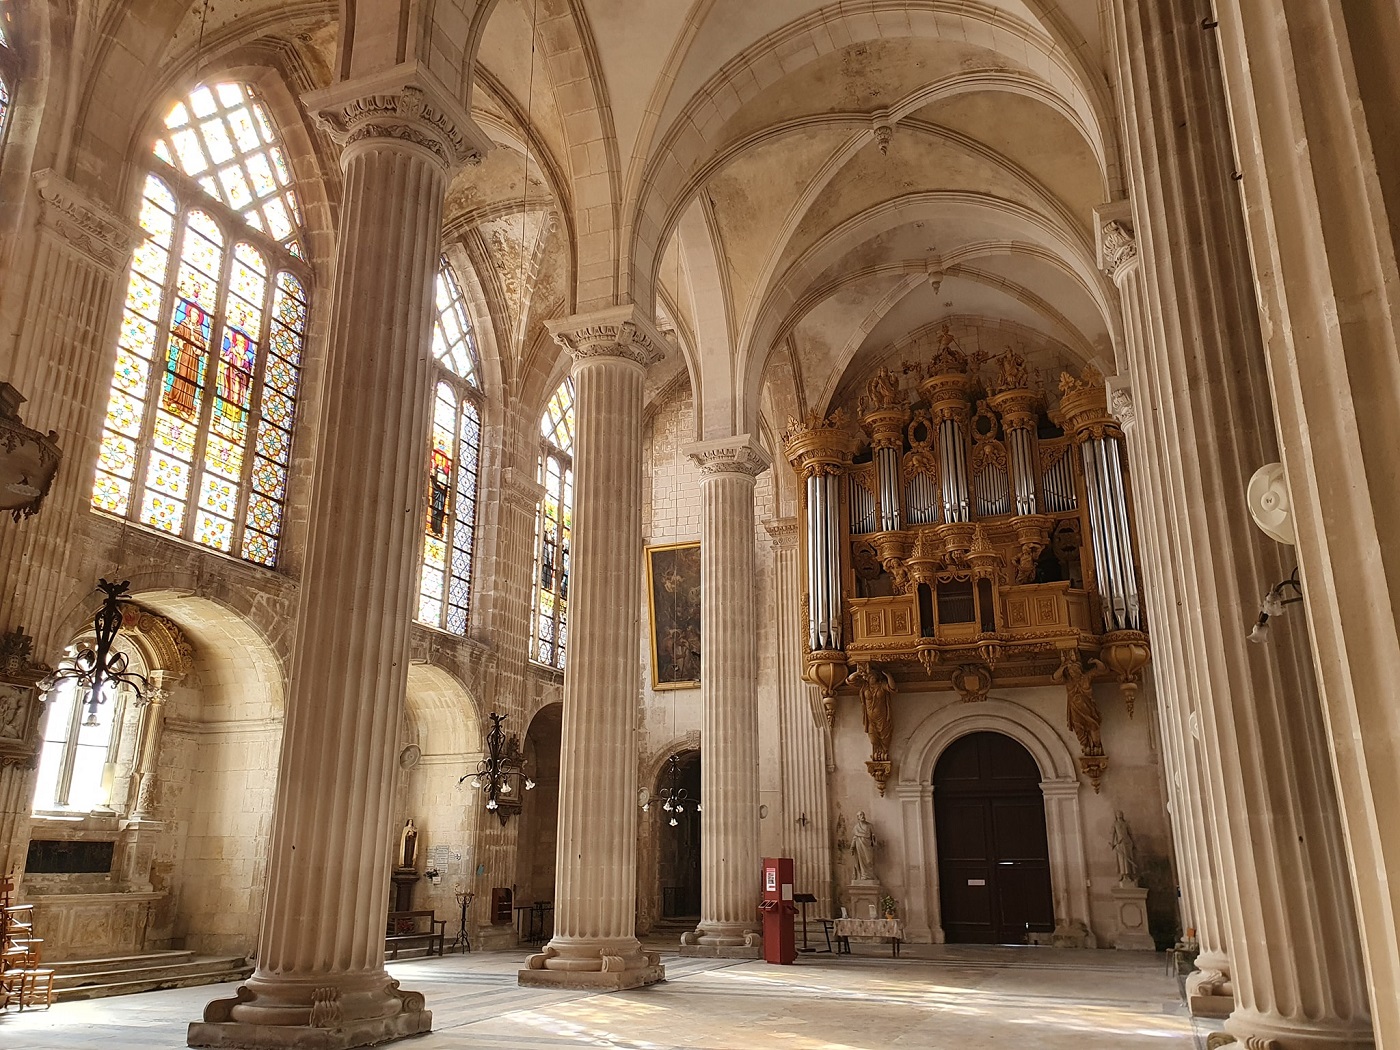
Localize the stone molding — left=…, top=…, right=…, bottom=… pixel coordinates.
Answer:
left=547, top=306, right=668, bottom=369
left=32, top=170, right=142, bottom=273
left=499, top=465, right=546, bottom=511
left=307, top=62, right=491, bottom=171
left=685, top=435, right=771, bottom=478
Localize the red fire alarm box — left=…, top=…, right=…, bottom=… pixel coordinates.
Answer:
left=759, top=857, right=796, bottom=964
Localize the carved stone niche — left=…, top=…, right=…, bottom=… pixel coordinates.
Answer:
left=0, top=628, right=52, bottom=770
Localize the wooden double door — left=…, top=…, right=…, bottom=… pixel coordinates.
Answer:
left=934, top=731, right=1055, bottom=944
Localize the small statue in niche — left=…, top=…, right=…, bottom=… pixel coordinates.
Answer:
left=851, top=811, right=878, bottom=883
left=399, top=818, right=419, bottom=871
left=1110, top=810, right=1140, bottom=886
left=1050, top=521, right=1085, bottom=588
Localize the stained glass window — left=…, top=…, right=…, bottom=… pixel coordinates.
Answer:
left=92, top=82, right=309, bottom=569
left=415, top=259, right=482, bottom=634
left=532, top=377, right=574, bottom=668
left=0, top=0, right=14, bottom=143
left=432, top=258, right=479, bottom=383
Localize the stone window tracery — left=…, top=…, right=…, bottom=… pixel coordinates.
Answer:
left=416, top=261, right=482, bottom=633
left=91, top=82, right=311, bottom=568
left=531, top=378, right=574, bottom=668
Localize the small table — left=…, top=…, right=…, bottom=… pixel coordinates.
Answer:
left=833, top=918, right=905, bottom=957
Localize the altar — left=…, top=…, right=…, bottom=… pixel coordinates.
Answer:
left=833, top=917, right=905, bottom=957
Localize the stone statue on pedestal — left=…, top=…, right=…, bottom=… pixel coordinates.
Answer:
left=1110, top=810, right=1139, bottom=886
left=399, top=818, right=419, bottom=871
left=851, top=811, right=877, bottom=883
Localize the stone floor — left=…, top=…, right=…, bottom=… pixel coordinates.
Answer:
left=0, top=944, right=1219, bottom=1049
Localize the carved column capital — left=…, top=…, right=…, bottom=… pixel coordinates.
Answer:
left=499, top=465, right=546, bottom=511
left=547, top=306, right=668, bottom=369
left=685, top=435, right=771, bottom=479
left=32, top=170, right=143, bottom=274
left=1106, top=378, right=1137, bottom=432
left=763, top=516, right=799, bottom=551
left=1095, top=201, right=1139, bottom=285
left=306, top=62, right=492, bottom=172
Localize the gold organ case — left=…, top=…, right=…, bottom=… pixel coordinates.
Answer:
left=783, top=330, right=1150, bottom=796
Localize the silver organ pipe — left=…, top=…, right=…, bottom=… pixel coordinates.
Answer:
left=1008, top=428, right=1038, bottom=515
left=1079, top=437, right=1140, bottom=631
left=938, top=418, right=970, bottom=522
left=1041, top=445, right=1077, bottom=512
left=806, top=472, right=821, bottom=651
left=848, top=476, right=877, bottom=535
left=875, top=447, right=902, bottom=531
left=824, top=472, right=843, bottom=648
left=974, top=455, right=1010, bottom=517
left=905, top=471, right=940, bottom=525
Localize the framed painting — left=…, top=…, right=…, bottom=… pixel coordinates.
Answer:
left=646, top=542, right=701, bottom=689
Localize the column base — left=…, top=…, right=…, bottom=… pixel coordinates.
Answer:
left=678, top=922, right=762, bottom=957
left=188, top=1011, right=431, bottom=1050
left=1218, top=1006, right=1375, bottom=1050
left=1186, top=960, right=1234, bottom=1019
left=518, top=941, right=665, bottom=990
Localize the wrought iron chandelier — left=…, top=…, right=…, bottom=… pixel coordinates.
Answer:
left=460, top=712, right=534, bottom=824
left=641, top=754, right=701, bottom=827
left=42, top=579, right=146, bottom=726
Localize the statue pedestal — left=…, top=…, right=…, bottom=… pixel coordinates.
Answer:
left=1110, top=881, right=1154, bottom=950
left=391, top=868, right=420, bottom=913
left=848, top=880, right=882, bottom=921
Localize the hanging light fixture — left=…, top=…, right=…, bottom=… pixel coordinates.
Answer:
left=460, top=712, right=535, bottom=825
left=41, top=579, right=146, bottom=726
left=639, top=754, right=700, bottom=827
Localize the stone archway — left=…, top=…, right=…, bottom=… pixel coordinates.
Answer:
left=514, top=702, right=563, bottom=918
left=897, top=699, right=1095, bottom=946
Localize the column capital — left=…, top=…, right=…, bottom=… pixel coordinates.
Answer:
left=306, top=62, right=492, bottom=171
left=1105, top=376, right=1136, bottom=432
left=499, top=465, right=546, bottom=510
left=1095, top=201, right=1138, bottom=284
left=32, top=170, right=143, bottom=274
left=763, top=516, right=799, bottom=550
left=685, top=435, right=771, bottom=478
left=547, top=305, right=668, bottom=369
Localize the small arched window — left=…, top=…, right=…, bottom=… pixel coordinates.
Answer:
left=32, top=648, right=146, bottom=813
left=91, top=82, right=311, bottom=568
left=416, top=258, right=482, bottom=633
left=531, top=378, right=574, bottom=668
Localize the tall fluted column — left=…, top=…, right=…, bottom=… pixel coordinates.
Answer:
left=190, top=67, right=489, bottom=1050
left=678, top=437, right=770, bottom=956
left=1110, top=4, right=1373, bottom=1047
left=1100, top=228, right=1234, bottom=1017
left=1210, top=8, right=1400, bottom=1043
left=767, top=518, right=835, bottom=921
left=519, top=306, right=666, bottom=990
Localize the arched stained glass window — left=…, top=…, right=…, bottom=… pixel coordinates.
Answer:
left=91, top=83, right=310, bottom=568
left=0, top=0, right=15, bottom=142
left=532, top=377, right=574, bottom=668
left=416, top=258, right=482, bottom=634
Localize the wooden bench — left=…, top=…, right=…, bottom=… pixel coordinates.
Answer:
left=385, top=910, right=446, bottom=960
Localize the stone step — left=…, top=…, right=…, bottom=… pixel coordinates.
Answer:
left=53, top=954, right=251, bottom=1002
left=48, top=949, right=194, bottom=977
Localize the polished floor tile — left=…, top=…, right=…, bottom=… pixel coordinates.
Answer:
left=0, top=944, right=1209, bottom=1050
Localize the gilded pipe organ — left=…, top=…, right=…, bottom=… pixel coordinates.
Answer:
left=783, top=330, right=1150, bottom=795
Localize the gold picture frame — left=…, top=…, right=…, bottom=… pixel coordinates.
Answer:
left=645, top=541, right=701, bottom=689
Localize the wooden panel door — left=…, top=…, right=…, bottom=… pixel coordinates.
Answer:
left=934, top=732, right=1055, bottom=944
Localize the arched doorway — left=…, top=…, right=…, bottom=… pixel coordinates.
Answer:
left=514, top=703, right=562, bottom=912
left=933, top=731, right=1054, bottom=944
left=656, top=750, right=702, bottom=920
